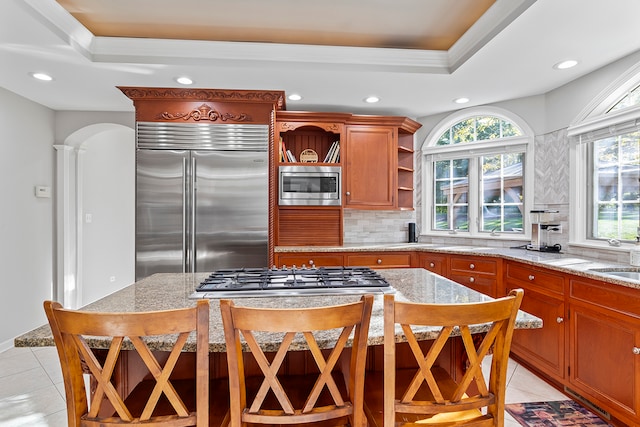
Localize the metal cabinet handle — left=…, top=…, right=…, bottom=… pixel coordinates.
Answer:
left=182, top=157, right=187, bottom=274
left=529, top=275, right=535, bottom=281
left=429, top=262, right=435, bottom=268
left=346, top=191, right=351, bottom=196
left=633, top=347, right=640, bottom=355
left=469, top=277, right=475, bottom=283
left=556, top=317, right=564, bottom=323
left=469, top=263, right=475, bottom=269
left=377, top=259, right=382, bottom=264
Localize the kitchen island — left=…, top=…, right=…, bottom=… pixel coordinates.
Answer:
left=15, top=268, right=541, bottom=426
left=15, top=268, right=541, bottom=351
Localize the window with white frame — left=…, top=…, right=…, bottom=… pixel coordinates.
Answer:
left=569, top=81, right=640, bottom=244
left=422, top=108, right=534, bottom=237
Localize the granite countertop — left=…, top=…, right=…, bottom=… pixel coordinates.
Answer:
left=275, top=243, right=640, bottom=290
left=14, top=269, right=541, bottom=352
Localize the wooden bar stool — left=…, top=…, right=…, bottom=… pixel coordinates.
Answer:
left=364, top=289, right=524, bottom=427
left=44, top=299, right=211, bottom=427
left=220, top=295, right=374, bottom=427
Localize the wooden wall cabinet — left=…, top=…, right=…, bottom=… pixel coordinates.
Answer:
left=505, top=262, right=566, bottom=382
left=273, top=112, right=421, bottom=247
left=343, top=125, right=396, bottom=209
left=274, top=112, right=348, bottom=247
left=343, top=115, right=420, bottom=210
left=397, top=128, right=416, bottom=210
left=276, top=112, right=349, bottom=165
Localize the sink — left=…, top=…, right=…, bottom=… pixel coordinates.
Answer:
left=589, top=268, right=640, bottom=281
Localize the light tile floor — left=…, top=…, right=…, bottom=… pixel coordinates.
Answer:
left=0, top=346, right=568, bottom=427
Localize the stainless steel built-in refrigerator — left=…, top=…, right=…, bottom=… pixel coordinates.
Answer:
left=135, top=122, right=269, bottom=280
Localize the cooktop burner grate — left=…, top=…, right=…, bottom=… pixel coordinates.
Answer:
left=191, top=266, right=393, bottom=298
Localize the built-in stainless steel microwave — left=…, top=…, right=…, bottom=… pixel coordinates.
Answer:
left=278, top=165, right=341, bottom=206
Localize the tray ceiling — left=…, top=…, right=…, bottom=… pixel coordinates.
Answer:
left=54, top=0, right=495, bottom=50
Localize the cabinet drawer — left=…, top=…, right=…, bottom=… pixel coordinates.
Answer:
left=569, top=278, right=640, bottom=320
left=419, top=253, right=447, bottom=275
left=507, top=262, right=564, bottom=295
left=448, top=273, right=496, bottom=296
left=346, top=253, right=411, bottom=268
left=275, top=254, right=344, bottom=268
left=449, top=256, right=498, bottom=275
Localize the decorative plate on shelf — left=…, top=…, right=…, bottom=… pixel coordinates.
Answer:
left=300, top=149, right=318, bottom=163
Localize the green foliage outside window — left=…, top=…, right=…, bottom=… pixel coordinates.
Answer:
left=592, top=131, right=640, bottom=241
left=432, top=115, right=524, bottom=232
left=437, top=116, right=522, bottom=146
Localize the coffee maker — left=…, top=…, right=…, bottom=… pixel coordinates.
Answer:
left=527, top=210, right=562, bottom=252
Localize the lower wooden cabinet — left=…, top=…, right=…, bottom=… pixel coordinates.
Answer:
left=448, top=255, right=500, bottom=297
left=345, top=252, right=412, bottom=268
left=510, top=285, right=566, bottom=381
left=274, top=251, right=412, bottom=269
left=506, top=262, right=566, bottom=381
left=270, top=251, right=640, bottom=426
left=418, top=252, right=447, bottom=275
left=274, top=253, right=343, bottom=268
left=568, top=278, right=640, bottom=426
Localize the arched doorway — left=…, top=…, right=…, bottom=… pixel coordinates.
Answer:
left=54, top=123, right=135, bottom=308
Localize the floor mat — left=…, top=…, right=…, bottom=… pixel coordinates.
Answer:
left=506, top=400, right=613, bottom=426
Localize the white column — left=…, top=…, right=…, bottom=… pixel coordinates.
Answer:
left=54, top=145, right=78, bottom=308
left=75, top=147, right=85, bottom=308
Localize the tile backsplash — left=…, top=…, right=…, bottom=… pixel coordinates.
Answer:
left=343, top=210, right=416, bottom=244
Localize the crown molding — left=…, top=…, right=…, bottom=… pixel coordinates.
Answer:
left=22, top=0, right=534, bottom=75
left=448, top=0, right=537, bottom=72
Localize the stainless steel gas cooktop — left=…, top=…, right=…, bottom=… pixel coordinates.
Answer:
left=189, top=266, right=394, bottom=298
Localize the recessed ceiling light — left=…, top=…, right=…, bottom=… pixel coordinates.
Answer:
left=553, top=60, right=578, bottom=70
left=31, top=72, right=53, bottom=81
left=453, top=97, right=470, bottom=104
left=288, top=94, right=302, bottom=101
left=364, top=96, right=380, bottom=104
left=175, top=76, right=193, bottom=85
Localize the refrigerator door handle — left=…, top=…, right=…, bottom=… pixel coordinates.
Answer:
left=182, top=157, right=187, bottom=274
left=190, top=156, right=197, bottom=273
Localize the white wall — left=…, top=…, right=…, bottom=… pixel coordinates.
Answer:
left=80, top=128, right=135, bottom=305
left=416, top=49, right=640, bottom=143
left=55, top=111, right=134, bottom=142
left=0, top=92, right=136, bottom=347
left=0, top=87, right=54, bottom=350
left=545, top=49, right=640, bottom=131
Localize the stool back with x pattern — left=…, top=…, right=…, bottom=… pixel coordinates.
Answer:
left=368, top=289, right=523, bottom=427
left=44, top=299, right=210, bottom=427
left=220, top=295, right=373, bottom=427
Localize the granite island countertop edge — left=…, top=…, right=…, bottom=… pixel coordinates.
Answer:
left=14, top=268, right=542, bottom=351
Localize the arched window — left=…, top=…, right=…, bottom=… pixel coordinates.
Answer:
left=608, top=84, right=640, bottom=112
left=421, top=107, right=534, bottom=238
left=568, top=71, right=640, bottom=246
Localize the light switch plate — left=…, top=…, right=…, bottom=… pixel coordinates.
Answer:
left=35, top=185, right=51, bottom=198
